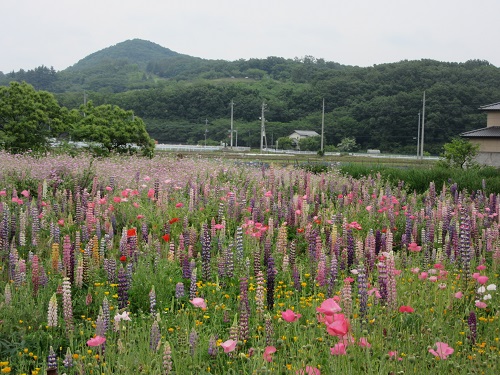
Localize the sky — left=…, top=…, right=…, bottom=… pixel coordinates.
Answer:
left=2, top=0, right=500, bottom=73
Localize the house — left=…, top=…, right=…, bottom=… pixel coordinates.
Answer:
left=288, top=130, right=321, bottom=150
left=460, top=102, right=500, bottom=166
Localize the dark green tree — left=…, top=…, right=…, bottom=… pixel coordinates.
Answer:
left=0, top=82, right=68, bottom=153
left=71, top=102, right=155, bottom=156
left=276, top=136, right=294, bottom=150
left=438, top=138, right=479, bottom=169
left=299, top=136, right=321, bottom=151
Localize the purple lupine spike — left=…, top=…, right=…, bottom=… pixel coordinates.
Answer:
left=118, top=265, right=129, bottom=309
left=150, top=319, right=161, bottom=351
left=292, top=264, right=301, bottom=292
left=357, top=263, right=368, bottom=321
left=175, top=282, right=185, bottom=298
left=266, top=255, right=276, bottom=310
left=149, top=285, right=157, bottom=315
left=208, top=335, right=218, bottom=357
left=189, top=267, right=198, bottom=300
left=468, top=310, right=477, bottom=345
left=201, top=223, right=211, bottom=281
left=47, top=346, right=57, bottom=369
left=327, top=254, right=338, bottom=298
left=102, top=297, right=110, bottom=333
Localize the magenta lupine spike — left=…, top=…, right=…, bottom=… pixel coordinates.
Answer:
left=459, top=206, right=472, bottom=283
left=385, top=252, right=397, bottom=310
left=118, top=265, right=129, bottom=309
left=62, top=277, right=74, bottom=334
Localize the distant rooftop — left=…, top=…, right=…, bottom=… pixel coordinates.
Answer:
left=479, top=102, right=500, bottom=111
left=293, top=130, right=320, bottom=137
left=461, top=126, right=500, bottom=138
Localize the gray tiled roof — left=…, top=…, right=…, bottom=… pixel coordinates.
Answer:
left=461, top=126, right=500, bottom=138
left=479, top=102, right=500, bottom=111
left=293, top=130, right=320, bottom=137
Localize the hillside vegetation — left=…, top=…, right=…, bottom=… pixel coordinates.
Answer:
left=1, top=39, right=500, bottom=154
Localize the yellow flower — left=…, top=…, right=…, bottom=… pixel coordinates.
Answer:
left=1, top=367, right=11, bottom=373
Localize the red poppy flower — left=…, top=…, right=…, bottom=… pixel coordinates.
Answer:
left=162, top=233, right=171, bottom=242
left=120, top=255, right=127, bottom=262
left=297, top=228, right=304, bottom=233
left=398, top=305, right=414, bottom=313
left=127, top=228, right=137, bottom=237
left=169, top=217, right=179, bottom=224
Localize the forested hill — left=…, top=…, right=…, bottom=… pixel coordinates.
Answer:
left=1, top=39, right=500, bottom=154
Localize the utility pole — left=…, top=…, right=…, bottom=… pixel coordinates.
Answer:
left=260, top=102, right=267, bottom=153
left=204, top=118, right=208, bottom=147
left=230, top=99, right=234, bottom=149
left=417, top=111, right=421, bottom=158
left=420, top=92, right=426, bottom=160
left=321, top=98, right=325, bottom=153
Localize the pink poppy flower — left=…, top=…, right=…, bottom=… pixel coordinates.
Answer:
left=476, top=265, right=487, bottom=271
left=418, top=272, right=428, bottom=280
left=388, top=351, right=403, bottom=361
left=87, top=336, right=106, bottom=347
left=190, top=298, right=207, bottom=309
left=358, top=337, right=371, bottom=348
left=326, top=314, right=349, bottom=337
left=410, top=267, right=420, bottom=274
left=454, top=291, right=463, bottom=299
left=429, top=276, right=438, bottom=282
left=296, top=366, right=321, bottom=375
left=472, top=272, right=480, bottom=279
left=263, top=346, right=276, bottom=362
left=147, top=189, right=155, bottom=199
left=475, top=301, right=487, bottom=309
left=113, top=196, right=121, bottom=203
left=21, top=190, right=30, bottom=197
left=316, top=298, right=342, bottom=316
left=330, top=342, right=347, bottom=355
left=408, top=242, right=421, bottom=252
left=282, top=309, right=301, bottom=322
left=428, top=342, right=454, bottom=359
left=57, top=219, right=64, bottom=226
left=214, top=224, right=225, bottom=230
left=176, top=202, right=184, bottom=208
left=264, top=191, right=272, bottom=197
left=220, top=339, right=237, bottom=353
left=368, top=288, right=381, bottom=299
left=0, top=190, right=6, bottom=196
left=477, top=276, right=488, bottom=285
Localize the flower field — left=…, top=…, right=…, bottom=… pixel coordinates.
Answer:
left=0, top=151, right=499, bottom=375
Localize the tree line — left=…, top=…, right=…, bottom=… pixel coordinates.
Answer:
left=1, top=49, right=500, bottom=154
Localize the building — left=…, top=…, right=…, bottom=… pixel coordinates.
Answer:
left=460, top=102, right=500, bottom=166
left=288, top=130, right=320, bottom=149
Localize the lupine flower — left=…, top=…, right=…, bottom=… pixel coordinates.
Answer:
left=428, top=342, right=454, bottom=359
left=263, top=346, right=276, bottom=362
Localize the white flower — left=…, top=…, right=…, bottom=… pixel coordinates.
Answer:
left=477, top=286, right=486, bottom=294
left=486, top=284, right=497, bottom=291
left=483, top=294, right=492, bottom=300
left=114, top=311, right=131, bottom=322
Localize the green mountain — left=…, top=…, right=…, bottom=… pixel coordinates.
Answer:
left=65, top=39, right=181, bottom=72
left=1, top=39, right=500, bottom=155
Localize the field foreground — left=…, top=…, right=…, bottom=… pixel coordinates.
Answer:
left=0, top=152, right=498, bottom=374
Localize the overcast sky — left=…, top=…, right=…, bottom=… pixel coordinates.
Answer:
left=2, top=0, right=499, bottom=73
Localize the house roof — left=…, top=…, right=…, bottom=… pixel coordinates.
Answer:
left=479, top=102, right=500, bottom=111
left=460, top=126, right=500, bottom=138
left=292, top=130, right=320, bottom=137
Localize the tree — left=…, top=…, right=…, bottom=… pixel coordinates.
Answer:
left=276, top=136, right=294, bottom=150
left=0, top=82, right=68, bottom=153
left=299, top=136, right=321, bottom=151
left=438, top=138, right=479, bottom=169
left=71, top=102, right=155, bottom=157
left=337, top=137, right=358, bottom=153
